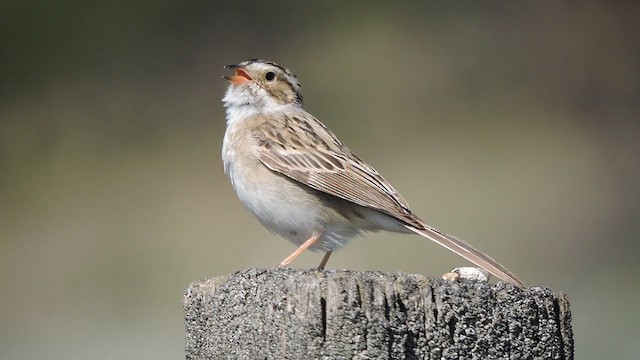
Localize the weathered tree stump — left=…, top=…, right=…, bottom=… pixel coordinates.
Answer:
left=184, top=268, right=573, bottom=359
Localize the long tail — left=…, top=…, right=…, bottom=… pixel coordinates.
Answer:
left=406, top=223, right=524, bottom=288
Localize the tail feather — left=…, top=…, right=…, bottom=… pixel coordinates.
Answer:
left=407, top=223, right=524, bottom=288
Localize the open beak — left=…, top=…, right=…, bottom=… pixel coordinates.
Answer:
left=224, top=64, right=253, bottom=85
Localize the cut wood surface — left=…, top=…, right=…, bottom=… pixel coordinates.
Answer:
left=184, top=268, right=573, bottom=359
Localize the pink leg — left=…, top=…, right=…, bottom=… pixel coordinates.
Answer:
left=279, top=232, right=322, bottom=267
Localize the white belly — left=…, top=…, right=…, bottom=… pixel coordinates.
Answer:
left=223, top=130, right=361, bottom=251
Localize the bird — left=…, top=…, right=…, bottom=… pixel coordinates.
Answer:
left=221, top=59, right=524, bottom=288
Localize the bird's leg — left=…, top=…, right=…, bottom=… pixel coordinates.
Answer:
left=279, top=232, right=321, bottom=267
left=317, top=251, right=332, bottom=270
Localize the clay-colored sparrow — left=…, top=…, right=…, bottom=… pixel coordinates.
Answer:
left=222, top=59, right=523, bottom=288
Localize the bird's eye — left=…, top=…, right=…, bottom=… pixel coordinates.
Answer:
left=265, top=72, right=276, bottom=81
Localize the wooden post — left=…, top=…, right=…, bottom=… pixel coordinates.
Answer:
left=184, top=268, right=573, bottom=359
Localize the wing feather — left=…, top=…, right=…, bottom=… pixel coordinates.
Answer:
left=255, top=114, right=421, bottom=228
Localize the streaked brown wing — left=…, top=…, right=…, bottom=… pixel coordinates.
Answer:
left=255, top=115, right=423, bottom=228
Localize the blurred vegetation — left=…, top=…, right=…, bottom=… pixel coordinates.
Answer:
left=1, top=1, right=639, bottom=359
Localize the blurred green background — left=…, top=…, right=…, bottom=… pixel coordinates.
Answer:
left=1, top=1, right=638, bottom=358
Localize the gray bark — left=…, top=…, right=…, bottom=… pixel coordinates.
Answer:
left=184, top=268, right=573, bottom=359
